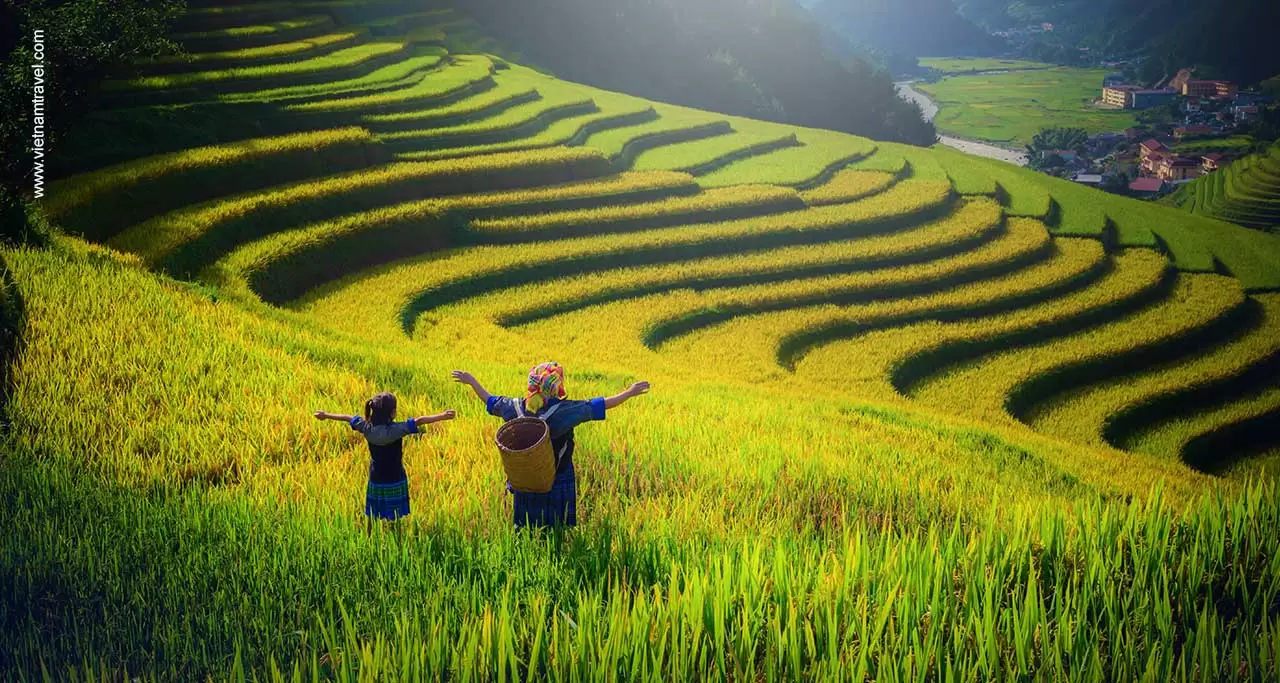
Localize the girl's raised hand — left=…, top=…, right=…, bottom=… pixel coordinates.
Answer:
left=451, top=370, right=475, bottom=385
left=628, top=381, right=651, bottom=396
left=441, top=409, right=457, bottom=420
left=313, top=410, right=327, bottom=420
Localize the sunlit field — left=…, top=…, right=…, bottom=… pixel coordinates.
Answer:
left=4, top=2, right=1280, bottom=680
left=915, top=61, right=1139, bottom=147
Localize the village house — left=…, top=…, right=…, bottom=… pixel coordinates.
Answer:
left=1129, top=177, right=1165, bottom=196
left=1234, top=105, right=1259, bottom=123
left=1139, top=139, right=1167, bottom=162
left=1102, top=84, right=1138, bottom=108
left=1173, top=125, right=1213, bottom=141
left=1155, top=155, right=1200, bottom=181
left=1182, top=80, right=1236, bottom=99
left=1201, top=153, right=1226, bottom=173
left=1101, top=84, right=1177, bottom=109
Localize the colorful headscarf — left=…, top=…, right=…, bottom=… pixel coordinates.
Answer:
left=525, top=361, right=567, bottom=413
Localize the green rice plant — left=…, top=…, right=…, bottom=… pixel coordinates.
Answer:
left=362, top=83, right=540, bottom=131
left=44, top=127, right=385, bottom=242
left=795, top=247, right=1170, bottom=402
left=109, top=147, right=614, bottom=277
left=105, top=42, right=414, bottom=95
left=1027, top=294, right=1280, bottom=452
left=397, top=105, right=658, bottom=162
left=363, top=9, right=458, bottom=36
left=581, top=109, right=733, bottom=165
left=800, top=170, right=898, bottom=206
left=297, top=180, right=954, bottom=341
left=212, top=49, right=449, bottom=105
left=173, top=14, right=336, bottom=52
left=468, top=185, right=805, bottom=242
left=630, top=131, right=801, bottom=176
left=211, top=171, right=700, bottom=302
left=911, top=273, right=1247, bottom=430
left=380, top=69, right=614, bottom=151
left=138, top=30, right=369, bottom=75
left=285, top=54, right=496, bottom=115
left=698, top=129, right=876, bottom=189
left=930, top=147, right=1000, bottom=196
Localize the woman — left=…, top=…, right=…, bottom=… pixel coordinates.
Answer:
left=452, top=362, right=649, bottom=529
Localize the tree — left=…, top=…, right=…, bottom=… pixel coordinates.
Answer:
left=0, top=0, right=184, bottom=243
left=1027, top=126, right=1088, bottom=171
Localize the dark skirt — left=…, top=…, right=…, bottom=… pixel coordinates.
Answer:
left=510, top=465, right=576, bottom=529
left=366, top=478, right=411, bottom=521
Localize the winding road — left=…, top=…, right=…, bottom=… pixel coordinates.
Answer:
left=895, top=82, right=1029, bottom=167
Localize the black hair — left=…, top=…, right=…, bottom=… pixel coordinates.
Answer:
left=364, top=392, right=397, bottom=426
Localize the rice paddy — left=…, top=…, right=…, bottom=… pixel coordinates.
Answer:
left=8, top=1, right=1280, bottom=679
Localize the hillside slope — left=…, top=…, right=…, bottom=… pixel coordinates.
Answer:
left=4, top=0, right=1280, bottom=678
left=1171, top=142, right=1280, bottom=232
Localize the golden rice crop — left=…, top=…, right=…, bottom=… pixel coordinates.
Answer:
left=630, top=131, right=799, bottom=175
left=469, top=185, right=803, bottom=239
left=477, top=207, right=1030, bottom=378
left=286, top=54, right=495, bottom=113
left=456, top=199, right=1006, bottom=331
left=108, top=147, right=613, bottom=272
left=1025, top=294, right=1280, bottom=451
left=911, top=272, right=1246, bottom=428
left=210, top=170, right=699, bottom=299
left=1123, top=386, right=1280, bottom=466
left=106, top=42, right=412, bottom=92
left=46, top=127, right=383, bottom=241
left=794, top=244, right=1163, bottom=400
left=800, top=170, right=897, bottom=206
left=656, top=235, right=1107, bottom=389
left=297, top=180, right=954, bottom=340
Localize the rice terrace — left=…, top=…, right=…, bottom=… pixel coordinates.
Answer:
left=2, top=0, right=1280, bottom=680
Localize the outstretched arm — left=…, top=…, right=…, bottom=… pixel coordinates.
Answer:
left=413, top=410, right=456, bottom=426
left=314, top=410, right=356, bottom=422
left=604, top=381, right=650, bottom=409
left=451, top=370, right=493, bottom=403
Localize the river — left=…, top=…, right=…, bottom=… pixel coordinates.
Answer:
left=894, top=82, right=1029, bottom=167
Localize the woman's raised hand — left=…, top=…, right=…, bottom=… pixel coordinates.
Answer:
left=627, top=381, right=651, bottom=396
left=451, top=370, right=475, bottom=385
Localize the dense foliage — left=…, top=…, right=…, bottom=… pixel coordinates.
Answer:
left=0, top=0, right=185, bottom=242
left=955, top=0, right=1280, bottom=85
left=452, top=0, right=937, bottom=146
left=809, top=0, right=1003, bottom=66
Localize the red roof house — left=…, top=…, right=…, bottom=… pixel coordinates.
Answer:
left=1129, top=177, right=1165, bottom=194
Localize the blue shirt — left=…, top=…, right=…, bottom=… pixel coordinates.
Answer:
left=486, top=396, right=606, bottom=472
left=349, top=417, right=419, bottom=483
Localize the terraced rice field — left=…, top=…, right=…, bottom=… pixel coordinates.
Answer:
left=7, top=1, right=1280, bottom=680
left=1172, top=141, right=1280, bottom=231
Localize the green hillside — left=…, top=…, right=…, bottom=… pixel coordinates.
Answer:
left=5, top=1, right=1280, bottom=679
left=1171, top=142, right=1280, bottom=232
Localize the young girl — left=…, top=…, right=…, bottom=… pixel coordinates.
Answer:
left=452, top=362, right=649, bottom=530
left=314, top=392, right=455, bottom=527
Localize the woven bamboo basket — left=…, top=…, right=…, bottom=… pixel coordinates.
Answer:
left=495, top=417, right=555, bottom=493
